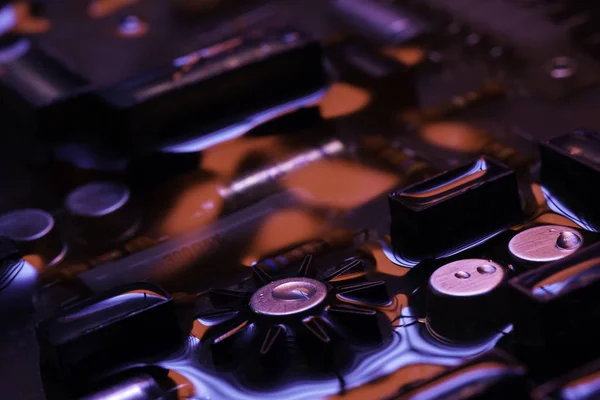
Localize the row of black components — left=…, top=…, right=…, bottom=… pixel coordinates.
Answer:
left=0, top=27, right=328, bottom=149
left=0, top=181, right=138, bottom=267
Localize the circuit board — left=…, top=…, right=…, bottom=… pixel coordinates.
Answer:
left=1, top=0, right=600, bottom=399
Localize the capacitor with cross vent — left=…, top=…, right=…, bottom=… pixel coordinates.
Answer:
left=426, top=258, right=508, bottom=342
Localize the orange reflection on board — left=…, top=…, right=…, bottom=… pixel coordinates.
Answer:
left=320, top=83, right=372, bottom=119
left=88, top=0, right=138, bottom=18
left=381, top=46, right=426, bottom=67
left=328, top=364, right=446, bottom=400
left=361, top=241, right=411, bottom=277
left=22, top=254, right=45, bottom=272
left=11, top=2, right=51, bottom=34
left=202, top=136, right=288, bottom=181
left=420, top=122, right=490, bottom=153
left=167, top=370, right=195, bottom=399
left=242, top=208, right=329, bottom=265
left=282, top=158, right=400, bottom=210
left=158, top=180, right=224, bottom=237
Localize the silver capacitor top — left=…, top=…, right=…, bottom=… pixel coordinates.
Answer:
left=65, top=181, right=139, bottom=246
left=0, top=208, right=66, bottom=266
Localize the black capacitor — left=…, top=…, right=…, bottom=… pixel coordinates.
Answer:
left=394, top=350, right=529, bottom=400
left=65, top=181, right=139, bottom=247
left=425, top=258, right=509, bottom=343
left=508, top=241, right=600, bottom=372
left=389, top=156, right=524, bottom=261
left=98, top=28, right=328, bottom=148
left=36, top=282, right=182, bottom=388
left=0, top=208, right=66, bottom=266
left=540, top=129, right=600, bottom=231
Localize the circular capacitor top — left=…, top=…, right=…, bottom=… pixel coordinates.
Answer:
left=250, top=277, right=328, bottom=316
left=66, top=182, right=130, bottom=217
left=0, top=209, right=54, bottom=241
left=0, top=209, right=66, bottom=265
left=429, top=259, right=505, bottom=297
left=508, top=225, right=583, bottom=263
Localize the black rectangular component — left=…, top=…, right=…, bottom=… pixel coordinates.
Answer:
left=509, top=241, right=600, bottom=351
left=0, top=42, right=94, bottom=142
left=98, top=28, right=328, bottom=148
left=394, top=350, right=528, bottom=400
left=389, top=156, right=523, bottom=261
left=36, top=282, right=182, bottom=386
left=540, top=130, right=600, bottom=231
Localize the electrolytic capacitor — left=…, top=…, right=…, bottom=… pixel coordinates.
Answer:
left=426, top=258, right=508, bottom=343
left=65, top=181, right=139, bottom=247
left=0, top=208, right=66, bottom=266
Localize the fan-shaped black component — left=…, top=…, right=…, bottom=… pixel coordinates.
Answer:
left=195, top=255, right=392, bottom=380
left=324, top=258, right=365, bottom=281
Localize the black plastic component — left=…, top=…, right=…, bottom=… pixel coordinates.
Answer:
left=532, top=357, right=600, bottom=400
left=394, top=350, right=529, bottom=399
left=540, top=130, right=600, bottom=231
left=508, top=241, right=600, bottom=370
left=389, top=156, right=524, bottom=261
left=36, top=282, right=182, bottom=388
left=98, top=28, right=328, bottom=148
left=325, top=38, right=418, bottom=109
left=0, top=40, right=93, bottom=142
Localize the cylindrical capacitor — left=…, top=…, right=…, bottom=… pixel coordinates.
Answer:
left=426, top=258, right=508, bottom=343
left=65, top=181, right=139, bottom=246
left=0, top=208, right=66, bottom=266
